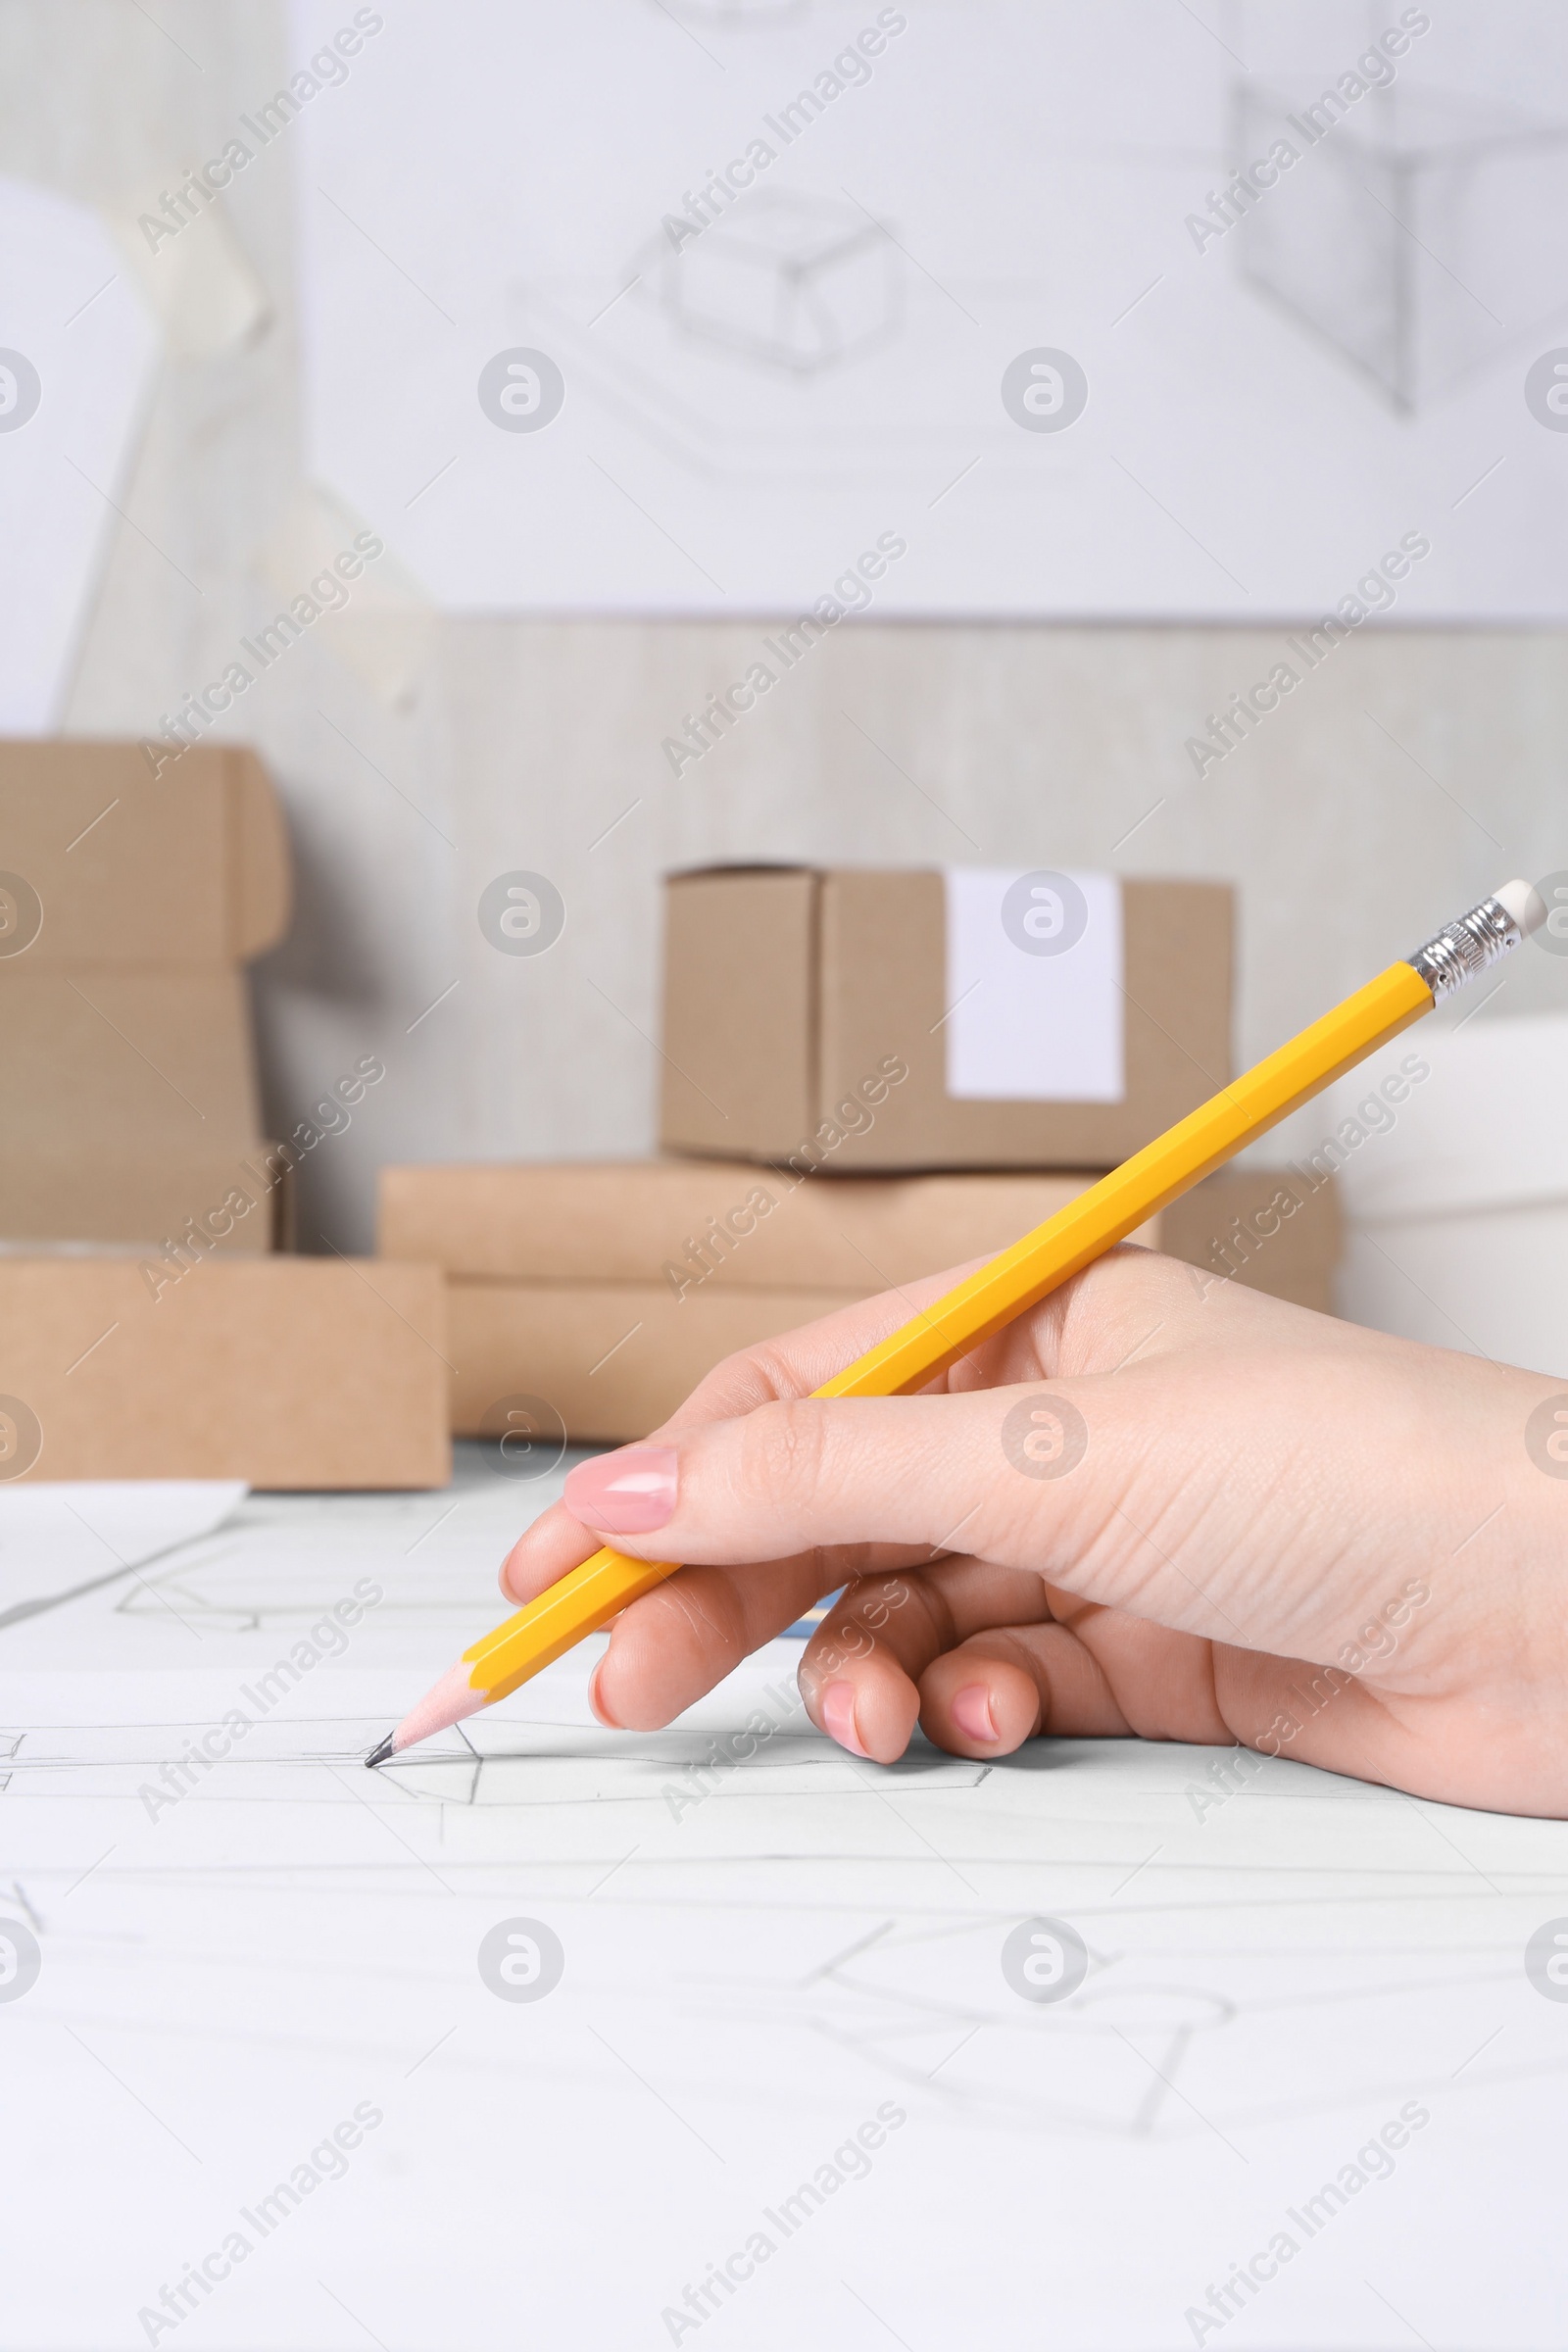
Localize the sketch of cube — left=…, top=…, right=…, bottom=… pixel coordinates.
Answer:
left=655, top=188, right=900, bottom=376
left=1232, top=81, right=1568, bottom=410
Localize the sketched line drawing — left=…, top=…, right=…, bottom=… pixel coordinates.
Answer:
left=10, top=1473, right=1568, bottom=2164
left=0, top=1717, right=985, bottom=1805
left=1233, top=78, right=1568, bottom=410
left=116, top=1544, right=499, bottom=1628
left=683, top=1883, right=1563, bottom=2140
left=382, top=1733, right=988, bottom=1806
left=646, top=189, right=905, bottom=377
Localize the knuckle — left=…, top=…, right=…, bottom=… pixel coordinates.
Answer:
left=730, top=1339, right=814, bottom=1407
left=739, top=1396, right=830, bottom=1502
left=657, top=1569, right=748, bottom=1672
left=670, top=1338, right=814, bottom=1430
left=908, top=1574, right=956, bottom=1654
left=835, top=1567, right=954, bottom=1664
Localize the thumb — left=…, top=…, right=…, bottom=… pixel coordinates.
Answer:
left=562, top=1385, right=1106, bottom=1582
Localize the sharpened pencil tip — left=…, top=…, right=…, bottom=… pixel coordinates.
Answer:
left=365, top=1734, right=395, bottom=1770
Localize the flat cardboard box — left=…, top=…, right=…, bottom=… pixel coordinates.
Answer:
left=0, top=1258, right=449, bottom=1487
left=379, top=1160, right=1138, bottom=1290
left=1163, top=1165, right=1344, bottom=1316
left=659, top=866, right=1234, bottom=1172
left=381, top=1159, right=1337, bottom=1442
left=384, top=1160, right=1153, bottom=1439
left=0, top=740, right=291, bottom=1249
left=449, top=1280, right=865, bottom=1442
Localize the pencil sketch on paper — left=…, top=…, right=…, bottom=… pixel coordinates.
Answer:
left=4, top=1462, right=1567, bottom=2232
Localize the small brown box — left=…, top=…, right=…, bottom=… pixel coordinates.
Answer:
left=0, top=740, right=292, bottom=1251
left=0, top=739, right=290, bottom=970
left=0, top=1257, right=450, bottom=1488
left=658, top=866, right=1234, bottom=1173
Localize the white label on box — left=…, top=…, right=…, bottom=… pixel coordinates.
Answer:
left=943, top=869, right=1124, bottom=1102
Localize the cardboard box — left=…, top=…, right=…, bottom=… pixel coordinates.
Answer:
left=658, top=866, right=1234, bottom=1173
left=449, top=1280, right=865, bottom=1444
left=2, top=972, right=262, bottom=1142
left=0, top=739, right=289, bottom=969
left=382, top=1159, right=1341, bottom=1442
left=0, top=1146, right=291, bottom=1257
left=1161, top=1168, right=1343, bottom=1316
left=381, top=1161, right=1153, bottom=1442
left=0, top=741, right=292, bottom=1250
left=0, top=1258, right=449, bottom=1487
left=379, top=1158, right=1146, bottom=1291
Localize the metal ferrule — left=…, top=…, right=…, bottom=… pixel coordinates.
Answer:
left=1405, top=895, right=1524, bottom=1001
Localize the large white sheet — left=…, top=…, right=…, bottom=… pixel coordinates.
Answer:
left=3, top=1449, right=1565, bottom=2345
left=0, top=179, right=160, bottom=727
left=291, top=1, right=1568, bottom=619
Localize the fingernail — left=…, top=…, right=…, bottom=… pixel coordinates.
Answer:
left=587, top=1657, right=619, bottom=1729
left=564, top=1446, right=677, bottom=1535
left=951, top=1683, right=998, bottom=1743
left=820, top=1682, right=868, bottom=1759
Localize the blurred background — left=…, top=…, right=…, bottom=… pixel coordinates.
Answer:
left=3, top=0, right=1567, bottom=1446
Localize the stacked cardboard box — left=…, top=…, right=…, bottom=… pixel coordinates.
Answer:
left=378, top=863, right=1339, bottom=1444
left=0, top=740, right=448, bottom=1488
left=379, top=1157, right=1340, bottom=1444
left=0, top=740, right=291, bottom=1250
left=379, top=1161, right=1150, bottom=1441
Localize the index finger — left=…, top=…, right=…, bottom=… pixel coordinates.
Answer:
left=498, top=1262, right=987, bottom=1606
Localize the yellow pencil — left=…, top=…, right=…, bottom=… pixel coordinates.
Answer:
left=368, top=881, right=1544, bottom=1764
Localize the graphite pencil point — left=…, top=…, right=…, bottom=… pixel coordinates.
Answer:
left=365, top=1734, right=395, bottom=1770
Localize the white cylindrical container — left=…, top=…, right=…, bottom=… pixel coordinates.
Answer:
left=1322, top=1011, right=1568, bottom=1379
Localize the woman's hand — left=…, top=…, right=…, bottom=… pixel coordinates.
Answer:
left=499, top=1248, right=1568, bottom=1816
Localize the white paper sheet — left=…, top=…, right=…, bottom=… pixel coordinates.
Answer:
left=291, top=1, right=1568, bottom=619
left=2, top=1448, right=1565, bottom=2346
left=0, top=178, right=160, bottom=728
left=0, top=1479, right=247, bottom=1622
left=944, top=866, right=1124, bottom=1102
